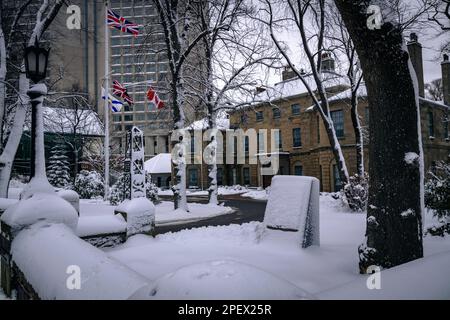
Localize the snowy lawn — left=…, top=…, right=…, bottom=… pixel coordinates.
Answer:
left=158, top=185, right=269, bottom=200
left=77, top=199, right=234, bottom=237
left=104, top=194, right=450, bottom=299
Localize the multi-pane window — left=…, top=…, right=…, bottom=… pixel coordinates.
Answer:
left=124, top=114, right=133, bottom=122
left=428, top=111, right=434, bottom=137
left=333, top=165, right=343, bottom=192
left=189, top=169, right=198, bottom=187
left=112, top=115, right=122, bottom=123
left=291, top=104, right=301, bottom=115
left=244, top=136, right=249, bottom=153
left=273, top=108, right=281, bottom=119
left=217, top=168, right=223, bottom=185
left=258, top=132, right=265, bottom=152
left=293, top=128, right=302, bottom=148
left=256, top=111, right=264, bottom=122
left=274, top=130, right=282, bottom=150
left=135, top=114, right=145, bottom=121
left=331, top=110, right=344, bottom=138
left=243, top=168, right=250, bottom=185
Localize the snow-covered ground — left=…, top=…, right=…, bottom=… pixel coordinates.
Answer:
left=77, top=199, right=234, bottom=237
left=103, top=194, right=450, bottom=299
left=158, top=185, right=269, bottom=200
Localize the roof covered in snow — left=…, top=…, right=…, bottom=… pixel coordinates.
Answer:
left=185, top=117, right=230, bottom=131
left=144, top=153, right=172, bottom=174
left=308, top=83, right=449, bottom=110
left=24, top=106, right=104, bottom=136
left=253, top=71, right=349, bottom=104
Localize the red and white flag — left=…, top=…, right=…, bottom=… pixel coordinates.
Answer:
left=112, top=80, right=133, bottom=105
left=147, top=87, right=165, bottom=110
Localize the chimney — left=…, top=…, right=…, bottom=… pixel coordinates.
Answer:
left=442, top=54, right=450, bottom=106
left=407, top=33, right=425, bottom=97
left=282, top=66, right=297, bottom=81
left=321, top=52, right=335, bottom=73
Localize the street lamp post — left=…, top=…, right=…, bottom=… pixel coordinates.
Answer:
left=21, top=39, right=54, bottom=199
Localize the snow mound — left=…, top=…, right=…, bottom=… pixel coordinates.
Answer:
left=11, top=222, right=150, bottom=300
left=134, top=260, right=314, bottom=300
left=1, top=193, right=78, bottom=231
left=158, top=221, right=264, bottom=245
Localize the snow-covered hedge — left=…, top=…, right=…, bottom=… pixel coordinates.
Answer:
left=109, top=173, right=159, bottom=206
left=74, top=170, right=104, bottom=199
left=425, top=161, right=450, bottom=235
left=342, top=173, right=369, bottom=212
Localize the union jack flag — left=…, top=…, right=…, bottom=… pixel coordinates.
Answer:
left=107, top=9, right=139, bottom=36
left=112, top=80, right=134, bottom=105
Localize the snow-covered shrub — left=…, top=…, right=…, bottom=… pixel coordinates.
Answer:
left=74, top=170, right=104, bottom=199
left=47, top=145, right=73, bottom=189
left=342, top=173, right=369, bottom=212
left=146, top=173, right=160, bottom=204
left=109, top=173, right=129, bottom=206
left=425, top=161, right=450, bottom=234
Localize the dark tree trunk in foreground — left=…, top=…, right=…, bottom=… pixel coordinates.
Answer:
left=334, top=0, right=423, bottom=272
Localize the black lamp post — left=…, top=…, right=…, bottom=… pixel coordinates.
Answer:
left=24, top=39, right=50, bottom=179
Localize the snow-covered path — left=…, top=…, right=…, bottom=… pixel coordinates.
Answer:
left=105, top=194, right=450, bottom=299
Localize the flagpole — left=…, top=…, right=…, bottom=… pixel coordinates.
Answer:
left=104, top=0, right=110, bottom=201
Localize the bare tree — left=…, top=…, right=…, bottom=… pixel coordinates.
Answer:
left=188, top=0, right=279, bottom=204
left=0, top=0, right=65, bottom=198
left=259, top=0, right=350, bottom=187
left=425, top=78, right=444, bottom=101
left=326, top=6, right=365, bottom=179
left=44, top=88, right=103, bottom=181
left=149, top=0, right=231, bottom=211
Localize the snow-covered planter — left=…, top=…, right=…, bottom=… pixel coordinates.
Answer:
left=116, top=198, right=155, bottom=238
left=263, top=176, right=320, bottom=248
left=342, top=173, right=369, bottom=212
left=57, top=190, right=80, bottom=215
left=11, top=223, right=152, bottom=299
left=1, top=193, right=78, bottom=234
left=74, top=170, right=104, bottom=199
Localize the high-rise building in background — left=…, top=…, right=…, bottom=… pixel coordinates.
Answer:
left=108, top=0, right=172, bottom=157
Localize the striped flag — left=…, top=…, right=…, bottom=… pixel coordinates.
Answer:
left=102, top=87, right=123, bottom=113
left=107, top=9, right=139, bottom=36
left=112, top=80, right=134, bottom=105
left=147, top=86, right=165, bottom=110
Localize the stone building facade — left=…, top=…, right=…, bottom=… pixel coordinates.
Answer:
left=226, top=35, right=450, bottom=192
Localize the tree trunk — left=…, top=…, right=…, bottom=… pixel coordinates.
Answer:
left=334, top=0, right=423, bottom=272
